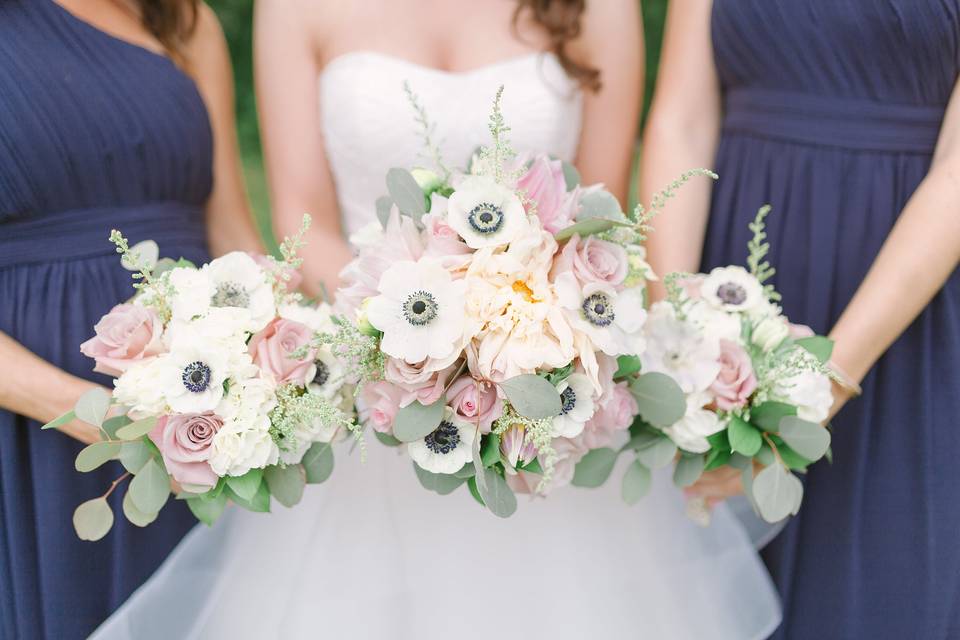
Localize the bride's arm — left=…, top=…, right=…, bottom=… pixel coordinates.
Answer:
left=569, top=0, right=643, bottom=203
left=254, top=0, right=352, bottom=298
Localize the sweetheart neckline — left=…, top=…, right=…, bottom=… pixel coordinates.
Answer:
left=319, top=49, right=561, bottom=80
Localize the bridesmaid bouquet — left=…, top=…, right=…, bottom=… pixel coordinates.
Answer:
left=623, top=206, right=835, bottom=523
left=329, top=86, right=700, bottom=517
left=43, top=221, right=361, bottom=540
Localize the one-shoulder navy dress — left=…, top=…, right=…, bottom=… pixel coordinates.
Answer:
left=705, top=1, right=960, bottom=638
left=0, top=1, right=211, bottom=637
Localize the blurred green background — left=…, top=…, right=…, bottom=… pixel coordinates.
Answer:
left=208, top=0, right=669, bottom=248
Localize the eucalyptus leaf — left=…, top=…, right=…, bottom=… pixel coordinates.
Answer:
left=577, top=190, right=624, bottom=221
left=74, top=388, right=111, bottom=428
left=635, top=435, right=677, bottom=469
left=779, top=416, right=831, bottom=461
left=752, top=463, right=803, bottom=523
left=265, top=464, right=306, bottom=508
left=375, top=195, right=393, bottom=229
left=623, top=428, right=664, bottom=452
left=572, top=448, right=618, bottom=488
left=621, top=459, right=652, bottom=505
left=121, top=239, right=159, bottom=271
left=226, top=481, right=271, bottom=513
left=73, top=497, right=114, bottom=541
left=741, top=464, right=761, bottom=515
left=75, top=441, right=121, bottom=473
left=520, top=458, right=544, bottom=475
left=755, top=443, right=776, bottom=466
left=101, top=415, right=132, bottom=439
left=750, top=402, right=797, bottom=432
left=480, top=433, right=501, bottom=468
left=673, top=454, right=705, bottom=488
left=394, top=398, right=446, bottom=442
left=128, top=458, right=170, bottom=514
left=413, top=463, right=466, bottom=495
left=614, top=355, right=642, bottom=379
left=122, top=489, right=158, bottom=527
left=115, top=416, right=158, bottom=441
left=561, top=160, right=581, bottom=190
left=302, top=442, right=335, bottom=484
left=728, top=416, right=763, bottom=457
left=453, top=463, right=477, bottom=479
left=554, top=217, right=630, bottom=242
left=630, top=373, right=687, bottom=428
left=41, top=410, right=75, bottom=431
left=728, top=453, right=753, bottom=470
left=374, top=431, right=403, bottom=447
left=476, top=466, right=517, bottom=518
left=386, top=167, right=427, bottom=219
left=499, top=374, right=561, bottom=419
left=703, top=448, right=732, bottom=471
left=119, top=440, right=152, bottom=474
left=226, top=468, right=263, bottom=502
left=467, top=475, right=485, bottom=507
left=795, top=336, right=834, bottom=364
left=777, top=443, right=814, bottom=471
left=187, top=492, right=227, bottom=526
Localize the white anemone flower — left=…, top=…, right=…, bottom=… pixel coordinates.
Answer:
left=555, top=273, right=647, bottom=357
left=641, top=302, right=722, bottom=394
left=203, top=251, right=276, bottom=332
left=367, top=259, right=467, bottom=364
left=154, top=338, right=234, bottom=413
left=701, top=266, right=765, bottom=313
left=408, top=408, right=476, bottom=474
left=303, top=347, right=346, bottom=399
left=552, top=372, right=596, bottom=438
left=446, top=175, right=528, bottom=249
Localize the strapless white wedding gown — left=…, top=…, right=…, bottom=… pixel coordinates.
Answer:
left=92, top=52, right=780, bottom=640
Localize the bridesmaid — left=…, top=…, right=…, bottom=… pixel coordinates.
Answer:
left=641, top=1, right=960, bottom=638
left=0, top=1, right=261, bottom=637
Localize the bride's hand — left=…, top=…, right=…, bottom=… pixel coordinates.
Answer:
left=685, top=465, right=743, bottom=508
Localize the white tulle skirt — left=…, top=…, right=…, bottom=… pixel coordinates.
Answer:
left=92, top=442, right=781, bottom=640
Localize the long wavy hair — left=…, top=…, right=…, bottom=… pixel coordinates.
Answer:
left=514, top=0, right=600, bottom=91
left=134, top=0, right=199, bottom=62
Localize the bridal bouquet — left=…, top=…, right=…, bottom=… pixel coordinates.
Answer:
left=331, top=86, right=700, bottom=517
left=43, top=222, right=359, bottom=540
left=624, top=206, right=834, bottom=523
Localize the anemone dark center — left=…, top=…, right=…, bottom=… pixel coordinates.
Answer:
left=211, top=281, right=250, bottom=308
left=402, top=290, right=439, bottom=326
left=716, top=282, right=747, bottom=306
left=312, top=360, right=330, bottom=387
left=181, top=361, right=212, bottom=393
left=582, top=292, right=615, bottom=327
left=467, top=202, right=504, bottom=235
left=424, top=420, right=461, bottom=455
left=560, top=387, right=577, bottom=414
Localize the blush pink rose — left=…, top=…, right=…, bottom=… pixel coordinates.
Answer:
left=551, top=234, right=628, bottom=289
left=249, top=318, right=316, bottom=385
left=579, top=382, right=638, bottom=449
left=446, top=375, right=504, bottom=433
left=710, top=339, right=758, bottom=411
left=250, top=252, right=303, bottom=292
left=517, top=155, right=571, bottom=234
left=421, top=211, right=472, bottom=271
left=149, top=412, right=221, bottom=489
left=80, top=304, right=164, bottom=377
left=384, top=357, right=456, bottom=408
left=358, top=381, right=405, bottom=434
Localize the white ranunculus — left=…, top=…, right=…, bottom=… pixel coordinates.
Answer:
left=752, top=315, right=790, bottom=352
left=112, top=359, right=168, bottom=416
left=664, top=393, right=727, bottom=454
left=168, top=266, right=215, bottom=322
left=772, top=369, right=834, bottom=424
left=203, top=251, right=276, bottom=333
left=641, top=302, right=722, bottom=394
left=555, top=273, right=647, bottom=358
left=552, top=373, right=596, bottom=438
left=367, top=259, right=467, bottom=364
left=701, top=266, right=765, bottom=313
left=446, top=175, right=528, bottom=249
left=408, top=408, right=476, bottom=475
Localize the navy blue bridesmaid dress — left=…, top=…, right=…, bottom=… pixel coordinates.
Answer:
left=0, top=1, right=212, bottom=637
left=705, top=2, right=960, bottom=638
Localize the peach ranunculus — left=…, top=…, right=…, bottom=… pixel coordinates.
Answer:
left=357, top=381, right=405, bottom=434
left=149, top=412, right=222, bottom=489
left=249, top=318, right=316, bottom=385
left=80, top=304, right=164, bottom=376
left=446, top=375, right=503, bottom=433
left=709, top=339, right=758, bottom=411
left=551, top=234, right=628, bottom=289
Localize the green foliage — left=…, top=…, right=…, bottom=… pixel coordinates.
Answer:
left=302, top=441, right=336, bottom=483
left=75, top=441, right=121, bottom=473
left=572, top=448, right=619, bottom=488
left=413, top=463, right=466, bottom=495
left=673, top=454, right=705, bottom=488
left=393, top=397, right=446, bottom=442
left=265, top=464, right=307, bottom=507
left=621, top=459, right=652, bottom=505
left=629, top=372, right=687, bottom=427
left=74, top=388, right=111, bottom=428
left=498, top=374, right=562, bottom=419
left=226, top=468, right=263, bottom=501
left=128, top=459, right=170, bottom=514
left=73, top=498, right=115, bottom=541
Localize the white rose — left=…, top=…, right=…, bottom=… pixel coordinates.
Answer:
left=752, top=316, right=790, bottom=352
left=664, top=394, right=727, bottom=454
left=772, top=370, right=834, bottom=424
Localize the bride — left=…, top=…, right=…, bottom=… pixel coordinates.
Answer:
left=94, top=1, right=780, bottom=638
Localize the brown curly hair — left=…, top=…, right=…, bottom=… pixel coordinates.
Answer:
left=134, top=0, right=199, bottom=61
left=514, top=0, right=600, bottom=91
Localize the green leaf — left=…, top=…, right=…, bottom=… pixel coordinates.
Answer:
left=577, top=190, right=624, bottom=221
left=561, top=160, right=581, bottom=190
left=374, top=430, right=403, bottom=447
left=498, top=374, right=562, bottom=419
left=635, top=435, right=677, bottom=469
left=480, top=433, right=501, bottom=468
left=41, top=409, right=76, bottom=431
left=673, top=454, right=705, bottom=488
left=386, top=167, right=427, bottom=219
left=707, top=430, right=730, bottom=449
left=186, top=491, right=227, bottom=526
left=101, top=415, right=132, bottom=439
left=476, top=466, right=517, bottom=518
left=75, top=441, right=121, bottom=473
left=115, top=416, right=158, bottom=441
left=520, top=457, right=544, bottom=475
left=375, top=195, right=393, bottom=229
left=453, top=463, right=477, bottom=479
left=728, top=416, right=763, bottom=457
left=630, top=372, right=687, bottom=428
left=264, top=464, right=306, bottom=508
left=226, top=481, right=271, bottom=513
left=621, top=459, right=652, bottom=505
left=119, top=440, right=152, bottom=474
left=753, top=463, right=803, bottom=523
left=73, top=497, right=114, bottom=541
left=614, top=355, right=642, bottom=379
left=795, top=336, right=834, bottom=364
left=122, top=489, right=159, bottom=527
left=554, top=217, right=630, bottom=242
left=467, top=475, right=485, bottom=506
left=394, top=397, right=446, bottom=442
left=776, top=443, right=814, bottom=471
left=572, top=448, right=618, bottom=488
left=302, top=442, right=335, bottom=484
left=623, top=428, right=664, bottom=452
left=74, top=388, right=111, bottom=428
left=756, top=442, right=776, bottom=466
left=226, top=468, right=263, bottom=501
left=413, top=463, right=466, bottom=495
left=778, top=416, right=831, bottom=461
left=703, top=448, right=731, bottom=471
left=128, top=458, right=170, bottom=514
left=750, top=401, right=797, bottom=432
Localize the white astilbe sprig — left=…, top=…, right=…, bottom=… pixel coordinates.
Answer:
left=404, top=81, right=450, bottom=180
left=629, top=168, right=719, bottom=242
left=746, top=205, right=781, bottom=302
left=477, top=85, right=523, bottom=185
left=270, top=384, right=364, bottom=461
left=262, top=214, right=313, bottom=306
left=293, top=318, right=385, bottom=385
left=109, top=229, right=174, bottom=321
left=493, top=406, right=557, bottom=494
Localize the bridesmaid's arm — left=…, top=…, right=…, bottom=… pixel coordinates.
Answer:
left=254, top=0, right=352, bottom=298
left=0, top=332, right=103, bottom=445
left=569, top=0, right=643, bottom=203
left=638, top=0, right=721, bottom=298
left=188, top=5, right=263, bottom=257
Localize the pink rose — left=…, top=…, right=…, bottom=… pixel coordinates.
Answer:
left=80, top=304, right=164, bottom=376
left=149, top=412, right=222, bottom=489
left=517, top=155, right=570, bottom=234
left=250, top=252, right=303, bottom=292
left=421, top=212, right=472, bottom=271
left=446, top=375, right=504, bottom=432
left=551, top=234, right=628, bottom=289
left=249, top=318, right=316, bottom=385
left=579, top=382, right=638, bottom=449
left=384, top=357, right=456, bottom=408
left=710, top=339, right=758, bottom=411
left=358, top=381, right=405, bottom=434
